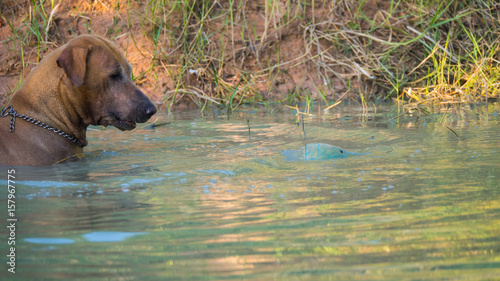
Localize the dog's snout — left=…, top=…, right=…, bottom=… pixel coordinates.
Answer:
left=145, top=103, right=157, bottom=119
left=131, top=88, right=157, bottom=123
left=134, top=101, right=156, bottom=123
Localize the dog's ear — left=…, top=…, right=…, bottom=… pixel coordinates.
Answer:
left=56, top=45, right=91, bottom=87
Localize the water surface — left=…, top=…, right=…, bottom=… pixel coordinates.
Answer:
left=1, top=104, right=499, bottom=280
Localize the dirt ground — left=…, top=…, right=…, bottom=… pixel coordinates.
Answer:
left=0, top=0, right=455, bottom=108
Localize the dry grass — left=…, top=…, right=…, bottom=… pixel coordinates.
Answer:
left=1, top=0, right=499, bottom=111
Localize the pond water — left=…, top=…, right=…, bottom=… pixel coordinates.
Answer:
left=1, top=103, right=499, bottom=280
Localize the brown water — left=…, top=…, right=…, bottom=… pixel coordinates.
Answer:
left=1, top=103, right=499, bottom=280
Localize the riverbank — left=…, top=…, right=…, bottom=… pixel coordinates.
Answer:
left=1, top=0, right=499, bottom=110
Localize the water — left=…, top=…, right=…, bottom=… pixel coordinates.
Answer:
left=1, top=104, right=499, bottom=280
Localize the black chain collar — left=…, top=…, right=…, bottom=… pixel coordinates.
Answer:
left=1, top=105, right=85, bottom=148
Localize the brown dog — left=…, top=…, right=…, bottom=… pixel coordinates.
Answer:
left=0, top=35, right=156, bottom=166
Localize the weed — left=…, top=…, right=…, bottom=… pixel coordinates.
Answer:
left=1, top=0, right=499, bottom=111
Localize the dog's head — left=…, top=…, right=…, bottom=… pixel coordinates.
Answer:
left=56, top=35, right=156, bottom=131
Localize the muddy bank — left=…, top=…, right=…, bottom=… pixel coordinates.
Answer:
left=1, top=1, right=499, bottom=109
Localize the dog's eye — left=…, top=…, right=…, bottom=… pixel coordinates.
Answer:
left=109, top=72, right=122, bottom=81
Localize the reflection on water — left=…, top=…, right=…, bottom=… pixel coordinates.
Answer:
left=1, top=104, right=499, bottom=280
left=282, top=143, right=365, bottom=161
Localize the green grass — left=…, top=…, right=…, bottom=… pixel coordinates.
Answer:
left=1, top=0, right=499, bottom=112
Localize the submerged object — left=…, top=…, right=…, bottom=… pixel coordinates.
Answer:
left=282, top=143, right=364, bottom=161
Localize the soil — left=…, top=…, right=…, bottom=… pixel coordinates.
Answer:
left=0, top=0, right=390, bottom=109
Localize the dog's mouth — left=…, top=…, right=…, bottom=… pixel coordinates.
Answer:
left=99, top=99, right=155, bottom=131
left=112, top=119, right=136, bottom=131
left=102, top=112, right=136, bottom=131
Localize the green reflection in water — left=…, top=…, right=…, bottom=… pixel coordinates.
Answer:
left=1, top=104, right=499, bottom=280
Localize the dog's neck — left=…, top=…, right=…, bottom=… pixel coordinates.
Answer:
left=7, top=86, right=89, bottom=147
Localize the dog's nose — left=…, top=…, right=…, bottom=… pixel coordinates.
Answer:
left=145, top=103, right=157, bottom=119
